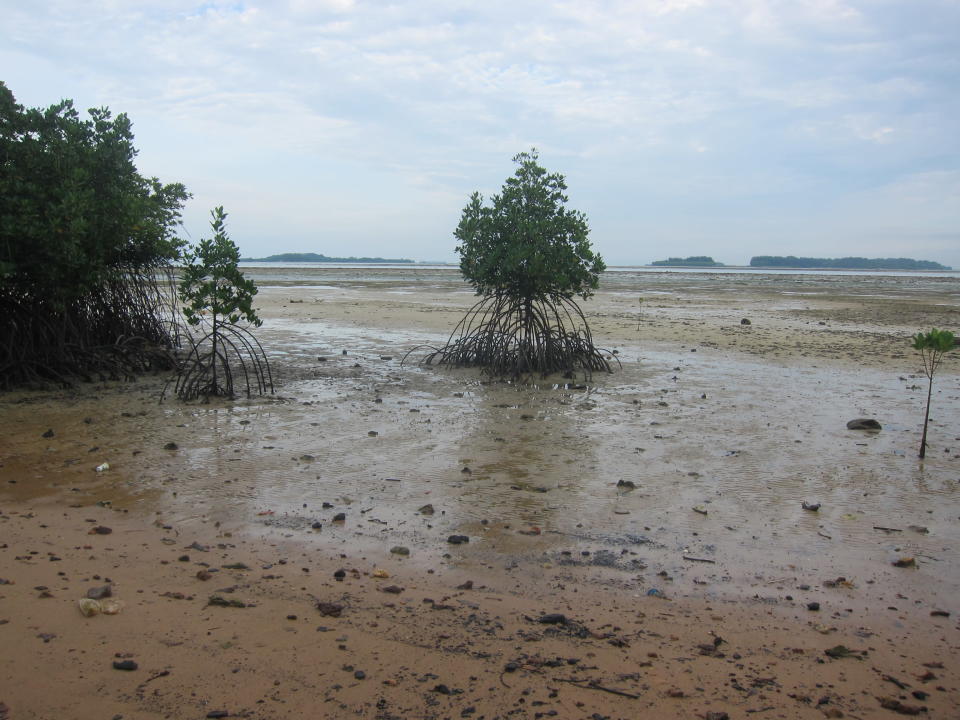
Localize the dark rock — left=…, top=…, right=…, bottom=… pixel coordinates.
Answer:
left=196, top=570, right=212, bottom=581
left=538, top=613, right=567, bottom=625
left=42, top=429, right=54, bottom=438
left=112, top=660, right=138, bottom=671
left=332, top=512, right=346, bottom=522
left=740, top=318, right=751, bottom=325
left=354, top=670, right=366, bottom=680
left=163, top=442, right=178, bottom=450
left=802, top=501, right=821, bottom=511
left=705, top=713, right=730, bottom=720
left=807, top=602, right=820, bottom=611
left=390, top=546, right=410, bottom=556
left=89, top=526, right=112, bottom=535
left=178, top=555, right=190, bottom=562
left=456, top=580, right=474, bottom=590
left=381, top=585, right=404, bottom=594
left=322, top=502, right=334, bottom=509
left=433, top=684, right=453, bottom=695
left=616, top=480, right=636, bottom=490
left=86, top=584, right=112, bottom=600
left=504, top=662, right=518, bottom=672
left=206, top=712, right=230, bottom=719
left=316, top=601, right=344, bottom=617
left=333, top=569, right=346, bottom=581
left=847, top=418, right=881, bottom=431
left=447, top=534, right=469, bottom=545
left=418, top=504, right=435, bottom=515
left=311, top=521, right=322, bottom=530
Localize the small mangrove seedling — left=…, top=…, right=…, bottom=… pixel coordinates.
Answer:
left=911, top=328, right=955, bottom=458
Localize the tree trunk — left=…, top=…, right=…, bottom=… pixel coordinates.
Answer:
left=919, top=377, right=933, bottom=458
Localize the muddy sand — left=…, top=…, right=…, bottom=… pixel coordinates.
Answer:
left=1, top=268, right=958, bottom=719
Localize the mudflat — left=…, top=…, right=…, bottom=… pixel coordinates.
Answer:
left=1, top=268, right=958, bottom=719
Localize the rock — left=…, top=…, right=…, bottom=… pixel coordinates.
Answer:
left=89, top=526, right=112, bottom=535
left=316, top=601, right=344, bottom=617
left=206, top=712, right=230, bottom=719
left=354, top=670, right=366, bottom=680
left=878, top=697, right=924, bottom=715
left=163, top=442, right=178, bottom=450
left=705, top=712, right=730, bottom=720
left=616, top=480, right=636, bottom=490
left=802, top=501, right=821, bottom=511
left=893, top=557, right=917, bottom=568
left=538, top=613, right=567, bottom=625
left=418, top=504, right=435, bottom=515
left=807, top=602, right=820, bottom=611
left=367, top=430, right=378, bottom=437
left=112, top=659, right=138, bottom=671
left=381, top=585, right=404, bottom=594
left=447, top=535, right=469, bottom=545
left=390, top=546, right=410, bottom=556
left=332, top=512, right=346, bottom=522
left=196, top=570, right=212, bottom=581
left=333, top=569, right=346, bottom=581
left=846, top=418, right=881, bottom=431
left=42, top=429, right=54, bottom=438
left=208, top=595, right=247, bottom=608
left=740, top=318, right=751, bottom=325
left=86, top=584, right=112, bottom=600
left=311, top=521, right=322, bottom=530
left=456, top=580, right=474, bottom=590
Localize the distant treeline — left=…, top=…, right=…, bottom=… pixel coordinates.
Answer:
left=750, top=256, right=951, bottom=270
left=651, top=256, right=724, bottom=267
left=241, top=252, right=414, bottom=264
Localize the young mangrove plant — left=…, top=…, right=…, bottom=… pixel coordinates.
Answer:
left=420, top=149, right=610, bottom=380
left=912, top=328, right=955, bottom=458
left=174, top=206, right=272, bottom=401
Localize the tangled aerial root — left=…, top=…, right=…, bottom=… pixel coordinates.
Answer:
left=0, top=268, right=182, bottom=389
left=171, top=322, right=273, bottom=401
left=409, top=293, right=614, bottom=381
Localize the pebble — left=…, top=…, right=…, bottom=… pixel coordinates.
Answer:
left=112, top=660, right=138, bottom=671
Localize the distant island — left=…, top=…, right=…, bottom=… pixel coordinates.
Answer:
left=650, top=256, right=725, bottom=267
left=241, top=252, right=415, bottom=264
left=750, top=256, right=951, bottom=271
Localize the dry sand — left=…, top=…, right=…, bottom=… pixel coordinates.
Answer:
left=1, top=268, right=958, bottom=719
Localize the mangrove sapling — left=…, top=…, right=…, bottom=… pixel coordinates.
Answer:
left=421, top=149, right=610, bottom=380
left=911, top=328, right=955, bottom=458
left=174, top=206, right=272, bottom=400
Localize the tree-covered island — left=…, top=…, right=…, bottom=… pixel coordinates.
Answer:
left=650, top=256, right=724, bottom=267
left=750, top=256, right=951, bottom=270
left=241, top=252, right=414, bottom=264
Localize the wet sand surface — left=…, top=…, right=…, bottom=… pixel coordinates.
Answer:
left=1, top=268, right=958, bottom=719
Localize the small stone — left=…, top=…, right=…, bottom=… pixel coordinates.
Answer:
left=42, top=429, right=54, bottom=438
left=802, top=501, right=821, bottom=511
left=418, top=504, right=435, bottom=515
left=807, top=602, right=820, bottom=611
left=893, top=557, right=917, bottom=568
left=390, top=546, right=410, bottom=556
left=86, top=584, right=112, bottom=600
left=311, top=521, right=322, bottom=530
left=332, top=513, right=346, bottom=522
left=616, top=479, right=636, bottom=490
left=112, top=660, right=138, bottom=671
left=89, top=526, right=112, bottom=535
left=163, top=442, right=178, bottom=450
left=333, top=570, right=346, bottom=581
left=367, top=430, right=379, bottom=437
left=196, top=570, right=212, bottom=581
left=354, top=670, right=366, bottom=680
left=456, top=580, right=474, bottom=590
left=740, top=318, right=751, bottom=325
left=447, top=535, right=469, bottom=545
left=846, top=418, right=881, bottom=431
left=381, top=585, right=404, bottom=594
left=316, top=602, right=344, bottom=617
left=538, top=613, right=567, bottom=625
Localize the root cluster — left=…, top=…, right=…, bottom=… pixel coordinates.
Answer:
left=419, top=294, right=612, bottom=380
left=172, top=322, right=273, bottom=401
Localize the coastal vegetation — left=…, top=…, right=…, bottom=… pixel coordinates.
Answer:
left=241, top=252, right=413, bottom=264
left=420, top=149, right=610, bottom=379
left=912, top=328, right=956, bottom=459
left=0, top=83, right=189, bottom=388
left=750, top=256, right=950, bottom=270
left=651, top=256, right=724, bottom=267
left=175, top=207, right=272, bottom=400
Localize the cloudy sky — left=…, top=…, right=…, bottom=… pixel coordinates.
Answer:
left=3, top=0, right=958, bottom=266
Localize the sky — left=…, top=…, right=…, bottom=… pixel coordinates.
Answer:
left=3, top=0, right=959, bottom=267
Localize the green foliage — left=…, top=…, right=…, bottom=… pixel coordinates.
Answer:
left=751, top=256, right=950, bottom=270
left=179, top=207, right=261, bottom=328
left=0, top=82, right=189, bottom=387
left=455, top=149, right=605, bottom=302
left=911, top=328, right=955, bottom=458
left=0, top=81, right=189, bottom=308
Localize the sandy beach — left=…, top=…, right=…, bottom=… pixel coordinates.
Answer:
left=1, top=267, right=958, bottom=719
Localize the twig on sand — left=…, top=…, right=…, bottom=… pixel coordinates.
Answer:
left=682, top=555, right=716, bottom=564
left=559, top=678, right=640, bottom=699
